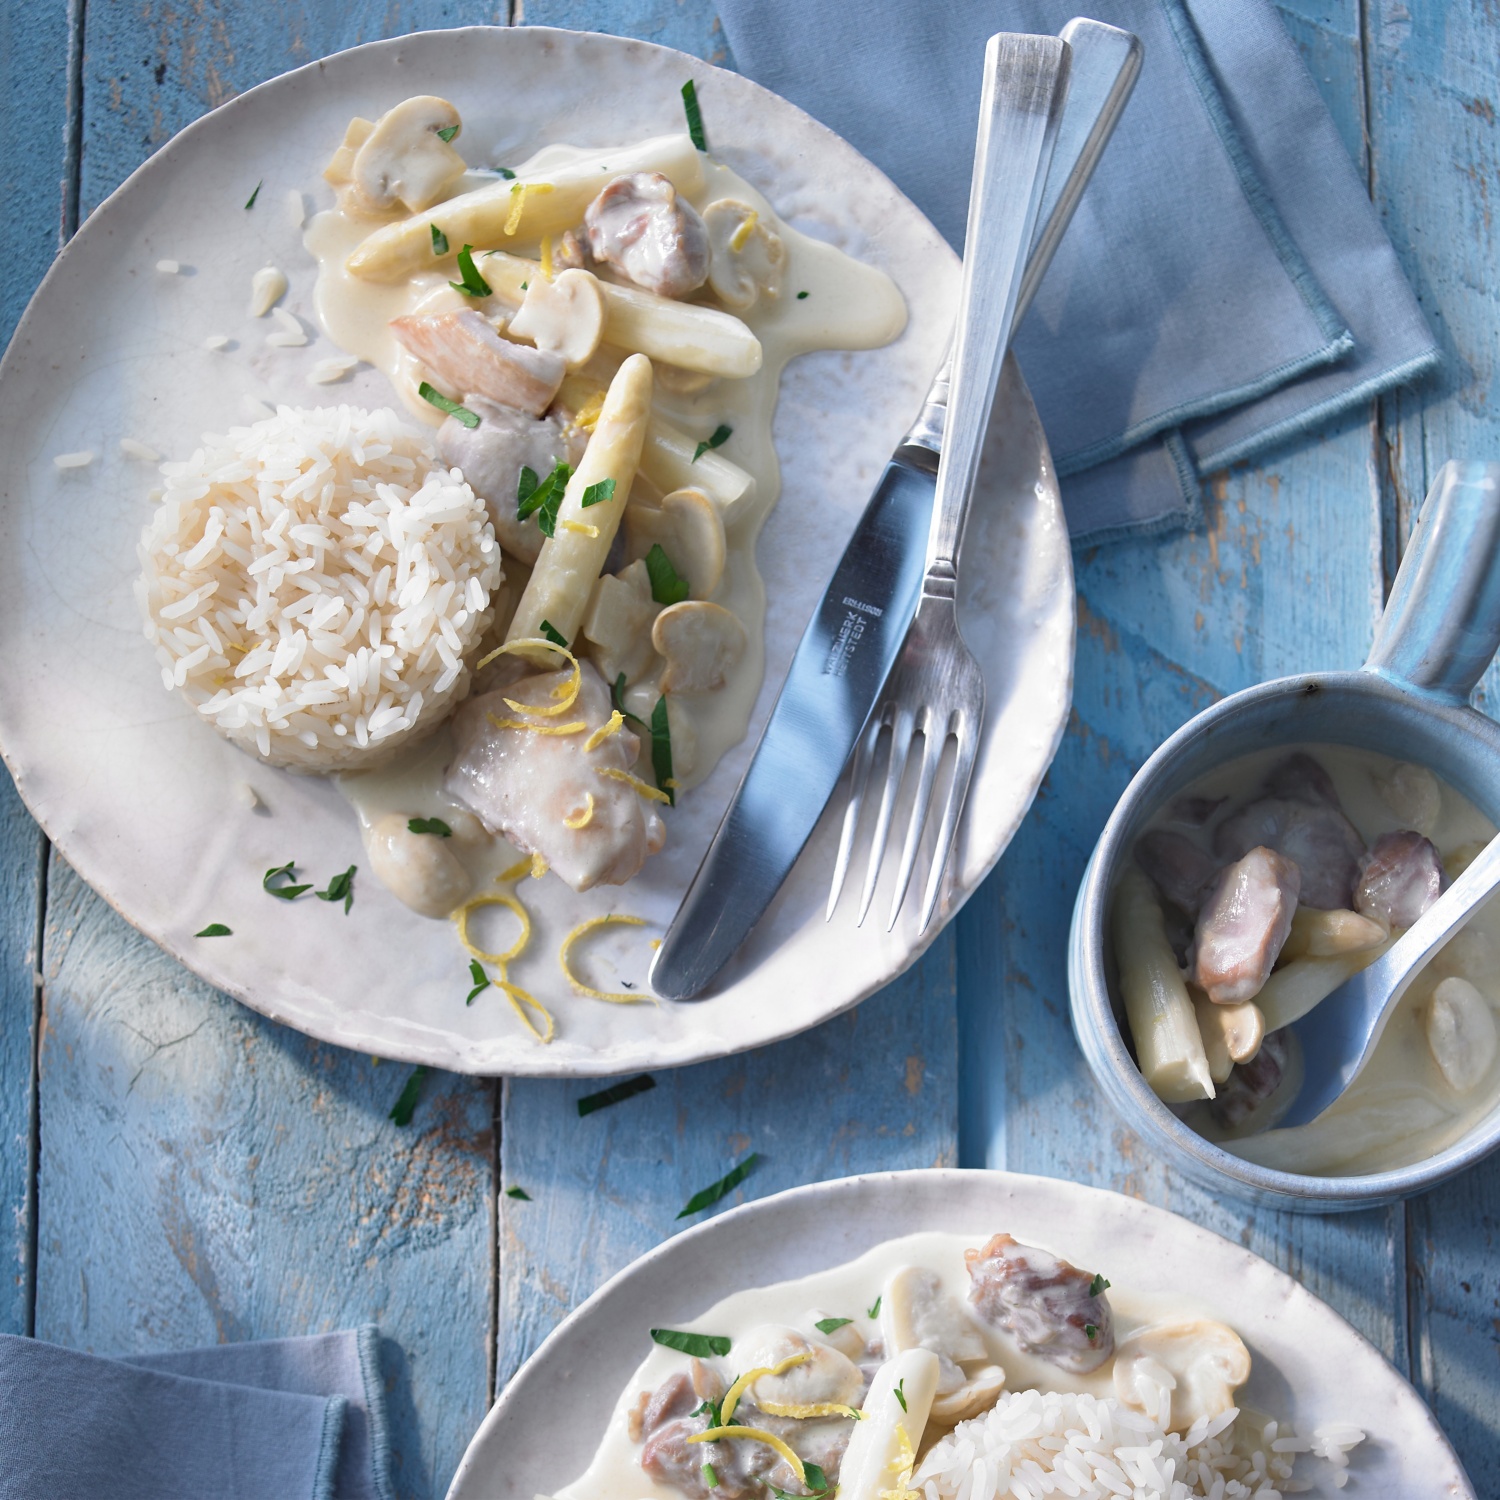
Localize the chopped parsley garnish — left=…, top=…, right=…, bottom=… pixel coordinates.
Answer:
left=465, top=959, right=490, bottom=1005
left=645, top=543, right=690, bottom=605
left=651, top=1327, right=732, bottom=1358
left=1089, top=1273, right=1111, bottom=1298
left=517, top=460, right=571, bottom=536
left=495, top=166, right=517, bottom=179
left=581, top=477, right=616, bottom=508
left=1085, top=1323, right=1098, bottom=1340
left=196, top=923, right=232, bottom=937
left=611, top=673, right=647, bottom=730
left=691, top=1396, right=724, bottom=1426
left=431, top=224, right=449, bottom=255
left=316, top=863, right=356, bottom=914
left=449, top=242, right=493, bottom=298
left=681, top=79, right=708, bottom=151
left=577, top=1073, right=656, bottom=1116
left=244, top=180, right=262, bottom=210
left=867, top=1295, right=881, bottom=1318
left=651, top=695, right=675, bottom=806
left=796, top=290, right=809, bottom=300
left=436, top=124, right=459, bottom=143
left=389, top=1064, right=429, bottom=1126
left=893, top=1378, right=907, bottom=1412
left=538, top=619, right=568, bottom=648
left=814, top=1317, right=852, bottom=1335
left=692, top=423, right=732, bottom=462
left=263, top=861, right=311, bottom=900
left=506, top=1185, right=532, bottom=1200
left=676, top=1152, right=759, bottom=1219
left=419, top=382, right=480, bottom=428
left=803, top=1464, right=830, bottom=1495
left=520, top=280, right=528, bottom=290
left=702, top=1464, right=719, bottom=1489
left=408, top=817, right=452, bottom=837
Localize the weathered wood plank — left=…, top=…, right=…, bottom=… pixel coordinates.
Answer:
left=36, top=857, right=495, bottom=1500
left=1363, top=1, right=1500, bottom=1486
left=519, top=0, right=733, bottom=66
left=0, top=0, right=76, bottom=1339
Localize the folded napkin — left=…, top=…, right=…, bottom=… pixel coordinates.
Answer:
left=716, top=0, right=1439, bottom=541
left=0, top=1327, right=393, bottom=1500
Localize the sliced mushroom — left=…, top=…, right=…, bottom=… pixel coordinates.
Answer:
left=627, top=487, right=726, bottom=600
left=652, top=601, right=747, bottom=694
left=364, top=811, right=474, bottom=918
left=506, top=268, right=606, bottom=370
left=581, top=559, right=661, bottom=687
left=805, top=1309, right=867, bottom=1361
left=1113, top=1319, right=1251, bottom=1434
left=1375, top=761, right=1442, bottom=835
left=1192, top=989, right=1265, bottom=1084
left=342, top=96, right=468, bottom=215
left=390, top=311, right=565, bottom=417
left=732, top=1325, right=863, bottom=1410
left=879, top=1266, right=1002, bottom=1425
left=704, top=199, right=787, bottom=311
left=1426, top=976, right=1499, bottom=1092
left=584, top=171, right=710, bottom=299
left=324, top=117, right=375, bottom=189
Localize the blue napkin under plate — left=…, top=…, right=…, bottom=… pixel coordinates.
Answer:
left=0, top=1327, right=393, bottom=1500
left=715, top=0, right=1440, bottom=541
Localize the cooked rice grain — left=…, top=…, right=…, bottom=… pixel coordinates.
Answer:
left=137, top=404, right=501, bottom=771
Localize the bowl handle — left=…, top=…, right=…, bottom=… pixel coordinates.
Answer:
left=1364, top=460, right=1500, bottom=704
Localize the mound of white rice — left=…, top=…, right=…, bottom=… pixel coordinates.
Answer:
left=137, top=405, right=501, bottom=771
left=914, top=1390, right=1364, bottom=1500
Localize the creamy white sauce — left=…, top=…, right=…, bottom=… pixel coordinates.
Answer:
left=558, top=1229, right=1218, bottom=1500
left=305, top=135, right=906, bottom=916
left=1138, top=743, right=1500, bottom=1177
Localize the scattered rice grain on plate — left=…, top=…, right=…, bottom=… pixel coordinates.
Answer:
left=53, top=451, right=95, bottom=470
left=156, top=258, right=180, bottom=274
left=203, top=334, right=231, bottom=351
left=267, top=306, right=308, bottom=347
left=120, top=437, right=161, bottom=461
left=232, top=781, right=262, bottom=810
left=309, top=355, right=360, bottom=385
left=241, top=396, right=276, bottom=421
left=248, top=266, right=288, bottom=317
left=285, top=189, right=306, bottom=228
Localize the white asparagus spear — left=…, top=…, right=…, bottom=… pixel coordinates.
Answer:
left=837, top=1348, right=939, bottom=1500
left=505, top=354, right=653, bottom=656
left=1278, top=906, right=1387, bottom=961
left=1113, top=868, right=1214, bottom=1102
left=347, top=134, right=705, bottom=282
left=1254, top=941, right=1392, bottom=1032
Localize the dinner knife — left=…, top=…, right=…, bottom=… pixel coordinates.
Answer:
left=651, top=20, right=1143, bottom=1001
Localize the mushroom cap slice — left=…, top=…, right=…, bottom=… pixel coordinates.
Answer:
left=731, top=1325, right=863, bottom=1409
left=351, top=95, right=467, bottom=214
left=627, top=487, right=726, bottom=600
left=365, top=812, right=474, bottom=918
left=928, top=1363, right=1006, bottom=1426
left=1112, top=1318, right=1252, bottom=1433
left=1426, top=975, right=1499, bottom=1092
left=652, top=601, right=747, bottom=694
left=704, top=198, right=787, bottom=311
left=506, top=269, right=607, bottom=370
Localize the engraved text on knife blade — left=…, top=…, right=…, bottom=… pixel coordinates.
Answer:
left=823, top=597, right=885, bottom=677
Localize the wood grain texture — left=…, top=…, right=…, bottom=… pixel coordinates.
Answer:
left=519, top=0, right=734, bottom=66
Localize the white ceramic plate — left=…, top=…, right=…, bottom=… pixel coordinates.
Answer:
left=448, top=1168, right=1473, bottom=1499
left=0, top=28, right=1073, bottom=1076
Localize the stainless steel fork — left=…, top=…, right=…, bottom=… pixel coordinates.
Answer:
left=828, top=33, right=1070, bottom=934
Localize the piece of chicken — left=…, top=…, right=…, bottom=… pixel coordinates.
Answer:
left=965, top=1233, right=1114, bottom=1374
left=1134, top=830, right=1220, bottom=916
left=1213, top=796, right=1366, bottom=910
left=1355, top=830, right=1445, bottom=928
left=391, top=310, right=565, bottom=416
left=636, top=1371, right=753, bottom=1500
left=444, top=661, right=665, bottom=891
left=1191, top=846, right=1300, bottom=1004
left=1263, top=751, right=1342, bottom=808
left=437, top=397, right=579, bottom=565
left=585, top=172, right=710, bottom=299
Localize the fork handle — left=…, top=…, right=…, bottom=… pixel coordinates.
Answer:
left=925, top=34, right=1069, bottom=585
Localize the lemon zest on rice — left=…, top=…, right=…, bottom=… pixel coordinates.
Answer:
left=597, top=766, right=671, bottom=804
left=560, top=914, right=651, bottom=1003
left=563, top=793, right=595, bottom=830
left=720, top=1353, right=811, bottom=1426
left=584, top=711, right=625, bottom=751
left=453, top=891, right=531, bottom=965
left=686, top=1428, right=804, bottom=1484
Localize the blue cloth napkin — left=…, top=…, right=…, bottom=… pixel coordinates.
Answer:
left=715, top=0, right=1440, bottom=541
left=0, top=1327, right=393, bottom=1500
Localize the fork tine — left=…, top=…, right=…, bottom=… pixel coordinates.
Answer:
left=916, top=711, right=980, bottom=934
left=887, top=708, right=948, bottom=931
left=827, top=712, right=885, bottom=919
left=856, top=705, right=916, bottom=927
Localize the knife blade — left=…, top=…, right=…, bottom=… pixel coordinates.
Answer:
left=651, top=20, right=1142, bottom=1001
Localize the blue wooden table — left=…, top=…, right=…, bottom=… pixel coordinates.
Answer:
left=1, top=3, right=1496, bottom=1496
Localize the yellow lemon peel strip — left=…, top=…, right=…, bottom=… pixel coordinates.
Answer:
left=497, top=857, right=533, bottom=883
left=562, top=519, right=600, bottom=538
left=729, top=209, right=759, bottom=253
left=453, top=891, right=531, bottom=966
left=880, top=1426, right=919, bottom=1500
left=487, top=713, right=588, bottom=737
left=476, top=637, right=581, bottom=717
left=584, top=711, right=625, bottom=752
left=530, top=852, right=548, bottom=878
left=540, top=235, right=553, bottom=281
left=502, top=180, right=552, bottom=235
left=719, top=1353, right=811, bottom=1426
left=563, top=793, right=595, bottom=830
left=686, top=1428, right=804, bottom=1484
left=598, top=766, right=671, bottom=805
left=573, top=390, right=606, bottom=432
left=497, top=974, right=555, bottom=1044
left=560, top=914, right=652, bottom=1003
left=755, top=1400, right=863, bottom=1421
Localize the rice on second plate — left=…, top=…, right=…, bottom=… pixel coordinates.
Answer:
left=137, top=404, right=501, bottom=771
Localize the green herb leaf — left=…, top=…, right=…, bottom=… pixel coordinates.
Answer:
left=796, top=290, right=809, bottom=300
left=538, top=619, right=568, bottom=649
left=520, top=280, right=528, bottom=290
left=244, top=180, right=262, bottom=210
left=1089, top=1273, right=1111, bottom=1298
left=651, top=1327, right=732, bottom=1358
left=651, top=695, right=675, bottom=806
left=408, top=817, right=452, bottom=837
left=581, top=477, right=616, bottom=508
left=803, top=1463, right=830, bottom=1495
left=644, top=543, right=690, bottom=605
left=681, top=79, right=708, bottom=151
left=692, top=423, right=732, bottom=463
left=1085, top=1323, right=1099, bottom=1340
left=263, top=861, right=311, bottom=901
left=449, top=242, right=493, bottom=298
left=418, top=382, right=480, bottom=428
left=389, top=1064, right=429, bottom=1126
left=431, top=224, right=450, bottom=255
left=814, top=1317, right=852, bottom=1335
left=676, top=1152, right=759, bottom=1219
left=196, top=923, right=232, bottom=937
left=867, top=1295, right=881, bottom=1318
left=702, top=1464, right=719, bottom=1490
left=893, top=1378, right=907, bottom=1413
left=517, top=461, right=571, bottom=537
left=466, top=959, right=490, bottom=1005
left=496, top=166, right=516, bottom=179
left=506, top=1185, right=532, bottom=1200
left=316, top=863, right=356, bottom=914
left=577, top=1073, right=656, bottom=1116
left=611, top=673, right=647, bottom=730
left=436, top=124, right=460, bottom=143
left=691, top=1396, right=724, bottom=1426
